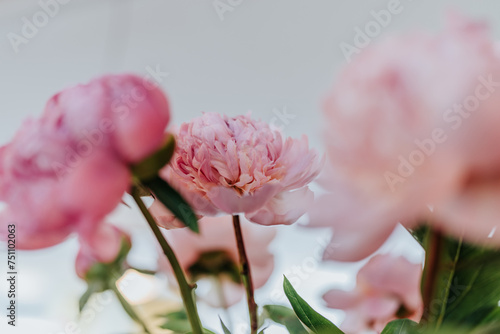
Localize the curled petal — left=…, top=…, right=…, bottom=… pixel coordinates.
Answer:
left=309, top=190, right=399, bottom=262
left=246, top=187, right=314, bottom=226
left=323, top=289, right=360, bottom=309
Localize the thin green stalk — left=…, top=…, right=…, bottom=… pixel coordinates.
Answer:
left=111, top=282, right=152, bottom=334
left=131, top=186, right=203, bottom=334
left=232, top=214, right=258, bottom=334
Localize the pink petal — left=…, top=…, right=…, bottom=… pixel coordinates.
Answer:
left=309, top=192, right=398, bottom=262
left=60, top=150, right=130, bottom=221
left=435, top=180, right=500, bottom=246
left=107, top=75, right=171, bottom=163
left=246, top=187, right=314, bottom=226
left=1, top=208, right=72, bottom=249
left=208, top=183, right=280, bottom=214
left=323, top=289, right=360, bottom=309
left=359, top=296, right=400, bottom=319
left=358, top=255, right=423, bottom=312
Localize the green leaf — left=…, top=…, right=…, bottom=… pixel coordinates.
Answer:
left=420, top=231, right=462, bottom=325
left=160, top=309, right=191, bottom=332
left=283, top=276, right=343, bottom=334
left=380, top=323, right=500, bottom=334
left=161, top=320, right=191, bottom=333
left=114, top=290, right=141, bottom=324
left=143, top=176, right=199, bottom=233
left=159, top=310, right=216, bottom=334
left=417, top=229, right=500, bottom=330
left=219, top=317, right=232, bottom=334
left=441, top=242, right=500, bottom=327
left=79, top=281, right=104, bottom=312
left=262, top=305, right=308, bottom=334
left=79, top=289, right=92, bottom=312
left=409, top=225, right=428, bottom=247
left=381, top=319, right=419, bottom=334
left=479, top=306, right=500, bottom=325
left=131, top=134, right=176, bottom=181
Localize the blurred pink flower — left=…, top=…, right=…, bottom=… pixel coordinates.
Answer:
left=43, top=74, right=170, bottom=163
left=76, top=223, right=130, bottom=279
left=158, top=112, right=321, bottom=227
left=158, top=215, right=276, bottom=307
left=0, top=118, right=130, bottom=249
left=1, top=74, right=171, bottom=249
left=323, top=255, right=423, bottom=334
left=310, top=13, right=500, bottom=261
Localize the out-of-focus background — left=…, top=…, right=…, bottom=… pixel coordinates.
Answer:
left=0, top=1, right=499, bottom=333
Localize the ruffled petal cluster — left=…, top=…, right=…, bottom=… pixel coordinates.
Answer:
left=155, top=112, right=321, bottom=227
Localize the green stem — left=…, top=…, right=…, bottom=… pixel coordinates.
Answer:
left=111, top=282, right=152, bottom=334
left=232, top=215, right=258, bottom=334
left=421, top=229, right=444, bottom=325
left=131, top=186, right=203, bottom=334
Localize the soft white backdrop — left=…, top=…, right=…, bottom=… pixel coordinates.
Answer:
left=1, top=1, right=499, bottom=333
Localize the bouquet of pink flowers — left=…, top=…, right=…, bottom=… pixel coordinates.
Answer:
left=3, top=12, right=500, bottom=334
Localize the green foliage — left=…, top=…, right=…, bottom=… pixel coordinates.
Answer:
left=381, top=319, right=500, bottom=334
left=130, top=133, right=199, bottom=232
left=441, top=242, right=500, bottom=328
left=131, top=134, right=176, bottom=181
left=381, top=319, right=419, bottom=334
left=161, top=310, right=192, bottom=332
left=410, top=226, right=500, bottom=332
left=261, top=305, right=308, bottom=334
left=159, top=309, right=216, bottom=334
left=283, top=276, right=344, bottom=334
left=79, top=238, right=131, bottom=311
left=143, top=176, right=199, bottom=233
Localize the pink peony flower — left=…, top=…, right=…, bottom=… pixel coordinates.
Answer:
left=1, top=74, right=171, bottom=249
left=43, top=74, right=170, bottom=163
left=310, top=13, right=500, bottom=261
left=158, top=215, right=276, bottom=307
left=76, top=223, right=130, bottom=279
left=323, top=255, right=423, bottom=334
left=156, top=112, right=321, bottom=227
left=0, top=118, right=130, bottom=249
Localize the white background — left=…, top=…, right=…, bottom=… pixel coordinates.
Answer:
left=1, top=1, right=499, bottom=333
